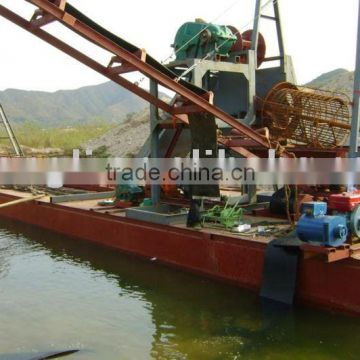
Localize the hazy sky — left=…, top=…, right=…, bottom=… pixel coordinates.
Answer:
left=0, top=0, right=358, bottom=92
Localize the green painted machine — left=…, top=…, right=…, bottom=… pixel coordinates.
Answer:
left=173, top=21, right=237, bottom=60
left=115, top=171, right=144, bottom=204
left=202, top=199, right=244, bottom=229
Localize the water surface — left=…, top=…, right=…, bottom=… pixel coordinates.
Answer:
left=0, top=219, right=359, bottom=359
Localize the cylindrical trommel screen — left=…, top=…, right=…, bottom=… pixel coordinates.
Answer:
left=261, top=82, right=351, bottom=148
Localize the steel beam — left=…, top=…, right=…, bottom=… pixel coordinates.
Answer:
left=30, top=9, right=55, bottom=28
left=50, top=191, right=115, bottom=204
left=0, top=105, right=23, bottom=156
left=0, top=0, right=290, bottom=158
left=253, top=0, right=285, bottom=68
left=107, top=50, right=147, bottom=75
left=150, top=80, right=161, bottom=206
left=172, top=105, right=205, bottom=115
left=0, top=5, right=172, bottom=115
left=165, top=128, right=183, bottom=158
left=349, top=0, right=360, bottom=157
left=273, top=0, right=285, bottom=68
left=251, top=0, right=262, bottom=54
left=22, top=0, right=271, bottom=149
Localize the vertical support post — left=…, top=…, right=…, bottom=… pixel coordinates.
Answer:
left=273, top=0, right=285, bottom=69
left=251, top=0, right=262, bottom=54
left=192, top=61, right=204, bottom=88
left=150, top=79, right=161, bottom=205
left=248, top=0, right=261, bottom=125
left=252, top=0, right=286, bottom=71
left=245, top=185, right=257, bottom=204
left=0, top=104, right=23, bottom=156
left=349, top=0, right=360, bottom=158
left=243, top=50, right=257, bottom=125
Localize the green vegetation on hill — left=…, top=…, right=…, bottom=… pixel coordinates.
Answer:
left=0, top=69, right=355, bottom=155
left=0, top=82, right=147, bottom=127
left=13, top=120, right=115, bottom=151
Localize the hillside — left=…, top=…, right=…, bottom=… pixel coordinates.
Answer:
left=305, top=68, right=354, bottom=98
left=85, top=68, right=357, bottom=157
left=1, top=69, right=354, bottom=129
left=1, top=68, right=355, bottom=156
left=86, top=109, right=150, bottom=157
left=0, top=81, right=147, bottom=127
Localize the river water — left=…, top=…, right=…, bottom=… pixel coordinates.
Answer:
left=0, top=218, right=359, bottom=360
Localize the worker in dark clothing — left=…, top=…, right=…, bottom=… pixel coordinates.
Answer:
left=186, top=198, right=202, bottom=228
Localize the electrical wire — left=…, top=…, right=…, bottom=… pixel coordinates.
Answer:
left=132, top=0, right=278, bottom=92
left=175, top=0, right=278, bottom=81
left=132, top=0, right=242, bottom=87
left=163, top=0, right=242, bottom=64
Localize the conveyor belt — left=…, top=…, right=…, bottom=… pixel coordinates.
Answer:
left=65, top=4, right=207, bottom=97
left=0, top=0, right=278, bottom=155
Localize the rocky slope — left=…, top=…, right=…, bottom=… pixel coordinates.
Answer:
left=305, top=68, right=354, bottom=98
left=86, top=109, right=151, bottom=157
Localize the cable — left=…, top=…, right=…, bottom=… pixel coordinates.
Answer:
left=175, top=0, right=277, bottom=81
left=133, top=0, right=277, bottom=90
left=163, top=0, right=242, bottom=64
left=132, top=0, right=242, bottom=88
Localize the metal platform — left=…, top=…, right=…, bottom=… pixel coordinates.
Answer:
left=126, top=204, right=188, bottom=225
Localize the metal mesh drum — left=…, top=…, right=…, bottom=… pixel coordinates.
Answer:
left=261, top=82, right=351, bottom=148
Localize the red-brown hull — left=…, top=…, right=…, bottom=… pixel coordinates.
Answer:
left=0, top=193, right=359, bottom=316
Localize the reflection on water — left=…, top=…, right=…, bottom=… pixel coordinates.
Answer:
left=0, top=218, right=360, bottom=360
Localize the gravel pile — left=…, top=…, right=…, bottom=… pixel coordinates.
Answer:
left=86, top=109, right=151, bottom=157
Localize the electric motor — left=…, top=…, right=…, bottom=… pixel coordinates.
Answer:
left=297, top=202, right=348, bottom=247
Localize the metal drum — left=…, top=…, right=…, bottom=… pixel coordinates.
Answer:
left=261, top=82, right=351, bottom=148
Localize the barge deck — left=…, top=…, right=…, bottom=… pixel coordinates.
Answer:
left=1, top=189, right=360, bottom=316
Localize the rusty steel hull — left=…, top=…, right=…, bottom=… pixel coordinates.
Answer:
left=0, top=192, right=359, bottom=316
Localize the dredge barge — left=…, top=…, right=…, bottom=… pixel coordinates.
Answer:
left=0, top=188, right=360, bottom=316
left=1, top=0, right=360, bottom=315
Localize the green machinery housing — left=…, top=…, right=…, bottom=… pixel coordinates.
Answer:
left=173, top=21, right=237, bottom=60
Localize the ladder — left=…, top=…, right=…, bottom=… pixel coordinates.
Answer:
left=253, top=0, right=285, bottom=68
left=0, top=104, right=23, bottom=156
